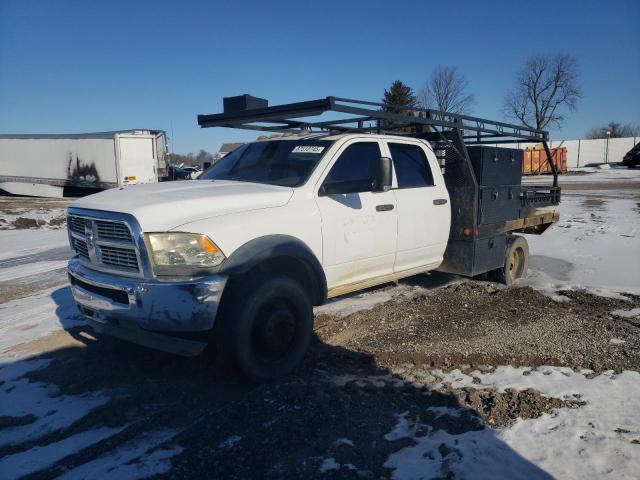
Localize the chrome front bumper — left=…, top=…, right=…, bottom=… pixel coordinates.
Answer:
left=68, top=257, right=228, bottom=356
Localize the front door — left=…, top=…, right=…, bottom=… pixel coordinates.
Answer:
left=315, top=140, right=398, bottom=294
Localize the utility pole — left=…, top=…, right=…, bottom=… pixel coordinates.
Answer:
left=605, top=129, right=611, bottom=164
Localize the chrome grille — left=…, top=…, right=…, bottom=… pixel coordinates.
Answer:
left=99, top=245, right=139, bottom=270
left=69, top=216, right=87, bottom=234
left=74, top=238, right=89, bottom=259
left=95, top=220, right=133, bottom=242
left=67, top=214, right=141, bottom=276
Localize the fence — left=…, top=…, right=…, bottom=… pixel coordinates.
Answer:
left=496, top=136, right=638, bottom=169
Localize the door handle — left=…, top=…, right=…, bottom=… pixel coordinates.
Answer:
left=376, top=204, right=394, bottom=212
left=433, top=199, right=448, bottom=205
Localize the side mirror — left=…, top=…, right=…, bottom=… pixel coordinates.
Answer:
left=375, top=156, right=392, bottom=192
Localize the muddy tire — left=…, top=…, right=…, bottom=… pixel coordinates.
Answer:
left=496, top=235, right=529, bottom=285
left=216, top=273, right=313, bottom=383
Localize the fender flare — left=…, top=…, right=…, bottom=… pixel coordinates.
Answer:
left=217, top=235, right=327, bottom=305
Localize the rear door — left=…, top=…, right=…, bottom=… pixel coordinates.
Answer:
left=315, top=139, right=398, bottom=293
left=384, top=140, right=450, bottom=273
left=117, top=135, right=157, bottom=185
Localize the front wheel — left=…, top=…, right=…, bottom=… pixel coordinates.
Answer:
left=496, top=235, right=529, bottom=285
left=217, top=273, right=313, bottom=383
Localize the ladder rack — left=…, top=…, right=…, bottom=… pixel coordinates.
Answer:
left=197, top=95, right=558, bottom=185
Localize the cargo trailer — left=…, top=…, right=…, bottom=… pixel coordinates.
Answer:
left=0, top=130, right=167, bottom=197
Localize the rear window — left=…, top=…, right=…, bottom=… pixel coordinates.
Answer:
left=389, top=143, right=434, bottom=188
left=200, top=139, right=333, bottom=187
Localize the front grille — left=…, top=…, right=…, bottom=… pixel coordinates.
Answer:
left=99, top=245, right=139, bottom=270
left=68, top=214, right=141, bottom=275
left=95, top=220, right=133, bottom=242
left=74, top=238, right=89, bottom=259
left=69, top=216, right=87, bottom=234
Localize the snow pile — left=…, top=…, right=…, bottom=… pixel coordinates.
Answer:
left=315, top=284, right=425, bottom=318
left=315, top=275, right=460, bottom=318
left=523, top=193, right=640, bottom=296
left=611, top=307, right=640, bottom=319
left=384, top=367, right=640, bottom=479
left=0, top=207, right=66, bottom=230
left=384, top=412, right=548, bottom=479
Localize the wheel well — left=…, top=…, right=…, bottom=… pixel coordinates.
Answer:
left=227, top=256, right=325, bottom=306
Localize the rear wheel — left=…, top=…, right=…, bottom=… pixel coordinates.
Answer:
left=216, top=273, right=313, bottom=383
left=496, top=235, right=529, bottom=285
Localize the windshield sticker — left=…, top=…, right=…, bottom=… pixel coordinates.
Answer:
left=292, top=146, right=325, bottom=154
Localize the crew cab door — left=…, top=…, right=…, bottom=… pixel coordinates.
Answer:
left=383, top=140, right=451, bottom=273
left=315, top=140, right=398, bottom=294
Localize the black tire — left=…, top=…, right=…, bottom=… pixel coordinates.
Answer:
left=496, top=235, right=529, bottom=285
left=216, top=273, right=313, bottom=383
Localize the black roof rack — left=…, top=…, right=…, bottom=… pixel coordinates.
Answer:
left=198, top=96, right=548, bottom=145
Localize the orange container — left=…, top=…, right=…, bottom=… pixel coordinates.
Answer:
left=523, top=146, right=567, bottom=175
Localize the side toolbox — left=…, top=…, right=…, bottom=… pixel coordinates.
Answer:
left=438, top=235, right=507, bottom=277
left=468, top=146, right=523, bottom=186
left=479, top=186, right=521, bottom=224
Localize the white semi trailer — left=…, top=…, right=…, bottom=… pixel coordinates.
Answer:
left=0, top=130, right=167, bottom=197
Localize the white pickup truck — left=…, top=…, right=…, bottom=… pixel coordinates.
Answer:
left=66, top=96, right=560, bottom=382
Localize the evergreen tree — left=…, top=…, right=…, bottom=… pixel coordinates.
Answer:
left=381, top=80, right=418, bottom=130
left=383, top=80, right=417, bottom=112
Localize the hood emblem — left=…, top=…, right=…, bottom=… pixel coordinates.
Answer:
left=84, top=221, right=98, bottom=262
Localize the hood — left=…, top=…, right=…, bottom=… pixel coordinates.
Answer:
left=70, top=180, right=293, bottom=231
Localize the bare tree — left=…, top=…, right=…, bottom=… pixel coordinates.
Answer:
left=419, top=66, right=475, bottom=114
left=504, top=53, right=581, bottom=131
left=586, top=121, right=640, bottom=139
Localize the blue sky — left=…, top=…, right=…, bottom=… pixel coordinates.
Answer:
left=1, top=0, right=638, bottom=153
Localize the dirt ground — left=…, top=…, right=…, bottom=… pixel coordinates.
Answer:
left=2, top=278, right=638, bottom=479
left=316, top=280, right=640, bottom=373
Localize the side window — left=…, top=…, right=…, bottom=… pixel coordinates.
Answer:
left=389, top=143, right=434, bottom=188
left=324, top=142, right=381, bottom=191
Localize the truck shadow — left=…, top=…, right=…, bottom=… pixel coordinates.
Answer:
left=0, top=285, right=553, bottom=478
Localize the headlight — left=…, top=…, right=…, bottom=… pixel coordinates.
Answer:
left=146, top=233, right=226, bottom=269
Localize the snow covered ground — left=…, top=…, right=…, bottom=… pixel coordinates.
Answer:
left=523, top=190, right=640, bottom=297
left=0, top=228, right=68, bottom=261
left=0, top=207, right=65, bottom=230
left=522, top=165, right=640, bottom=185
left=0, top=356, right=183, bottom=480
left=383, top=367, right=640, bottom=480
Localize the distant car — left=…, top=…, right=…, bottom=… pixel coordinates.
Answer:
left=622, top=143, right=640, bottom=168
left=166, top=164, right=193, bottom=180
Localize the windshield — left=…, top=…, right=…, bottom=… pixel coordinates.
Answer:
left=200, top=139, right=334, bottom=187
